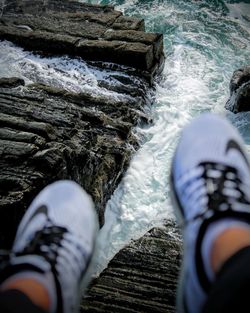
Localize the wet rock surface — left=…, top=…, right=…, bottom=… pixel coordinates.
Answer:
left=82, top=220, right=182, bottom=313
left=0, top=0, right=162, bottom=247
left=225, top=65, right=250, bottom=113
left=0, top=0, right=164, bottom=81
left=0, top=74, right=150, bottom=247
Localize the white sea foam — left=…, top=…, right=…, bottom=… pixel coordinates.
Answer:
left=0, top=40, right=135, bottom=102
left=226, top=2, right=250, bottom=28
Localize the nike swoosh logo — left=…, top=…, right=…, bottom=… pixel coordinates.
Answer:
left=18, top=205, right=48, bottom=236
left=225, top=139, right=250, bottom=169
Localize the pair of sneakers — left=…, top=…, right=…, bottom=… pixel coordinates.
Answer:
left=0, top=113, right=249, bottom=313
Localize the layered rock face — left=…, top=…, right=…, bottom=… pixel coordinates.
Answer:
left=0, top=0, right=164, bottom=81
left=82, top=220, right=182, bottom=313
left=225, top=65, right=250, bottom=113
left=0, top=0, right=164, bottom=247
left=0, top=75, right=149, bottom=247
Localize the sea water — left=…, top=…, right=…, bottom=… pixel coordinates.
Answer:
left=0, top=0, right=250, bottom=275
left=89, top=0, right=250, bottom=274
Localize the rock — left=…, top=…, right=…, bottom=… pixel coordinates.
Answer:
left=0, top=76, right=149, bottom=247
left=112, top=16, right=145, bottom=31
left=0, top=77, right=25, bottom=88
left=0, top=0, right=164, bottom=249
left=225, top=65, right=250, bottom=113
left=0, top=0, right=164, bottom=81
left=81, top=220, right=182, bottom=313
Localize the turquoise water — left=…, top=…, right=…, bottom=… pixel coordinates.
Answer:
left=89, top=0, right=250, bottom=274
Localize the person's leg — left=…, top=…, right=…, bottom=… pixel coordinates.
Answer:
left=0, top=180, right=98, bottom=313
left=203, top=237, right=250, bottom=313
left=0, top=274, right=51, bottom=312
left=0, top=289, right=48, bottom=313
left=211, top=227, right=250, bottom=273
left=170, top=112, right=250, bottom=313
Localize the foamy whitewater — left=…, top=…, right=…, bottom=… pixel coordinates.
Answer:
left=1, top=0, right=250, bottom=274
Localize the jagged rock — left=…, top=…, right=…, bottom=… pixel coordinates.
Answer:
left=0, top=0, right=164, bottom=248
left=0, top=77, right=25, bottom=88
left=0, top=77, right=149, bottom=247
left=81, top=220, right=182, bottom=313
left=225, top=65, right=250, bottom=113
left=0, top=0, right=164, bottom=81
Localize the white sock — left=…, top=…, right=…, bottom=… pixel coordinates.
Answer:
left=0, top=270, right=57, bottom=313
left=201, top=219, right=250, bottom=282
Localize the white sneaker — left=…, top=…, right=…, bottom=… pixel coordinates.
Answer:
left=170, top=113, right=250, bottom=313
left=0, top=180, right=98, bottom=313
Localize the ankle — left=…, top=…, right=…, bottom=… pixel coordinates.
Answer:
left=211, top=227, right=250, bottom=274
left=0, top=270, right=57, bottom=313
left=201, top=220, right=250, bottom=282
left=1, top=277, right=50, bottom=312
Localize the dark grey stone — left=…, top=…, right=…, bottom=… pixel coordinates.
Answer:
left=81, top=220, right=182, bottom=313
left=225, top=65, right=250, bottom=113
left=0, top=0, right=164, bottom=80
left=0, top=78, right=150, bottom=247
